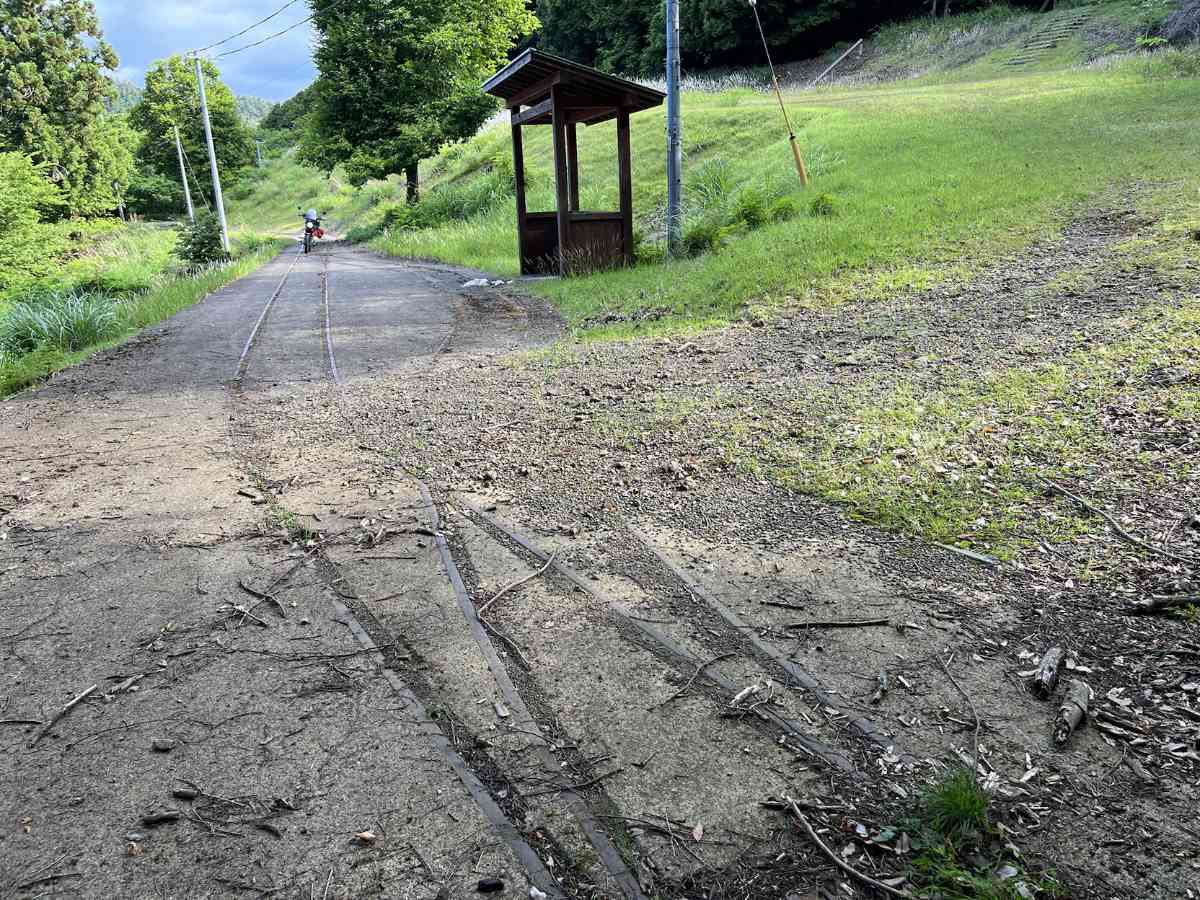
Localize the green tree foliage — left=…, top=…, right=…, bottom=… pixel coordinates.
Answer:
left=105, top=78, right=145, bottom=114
left=0, top=152, right=66, bottom=288
left=261, top=84, right=317, bottom=132
left=129, top=55, right=254, bottom=202
left=0, top=0, right=133, bottom=216
left=303, top=0, right=538, bottom=195
left=534, top=0, right=1002, bottom=74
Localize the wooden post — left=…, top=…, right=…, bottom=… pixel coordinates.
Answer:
left=510, top=109, right=528, bottom=275
left=551, top=86, right=571, bottom=276
left=617, top=108, right=633, bottom=266
left=566, top=122, right=581, bottom=212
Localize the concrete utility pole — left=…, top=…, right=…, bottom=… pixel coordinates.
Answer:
left=193, top=53, right=230, bottom=252
left=665, top=0, right=683, bottom=257
left=255, top=139, right=264, bottom=167
left=174, top=125, right=195, bottom=224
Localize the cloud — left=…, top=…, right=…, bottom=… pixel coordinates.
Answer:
left=93, top=0, right=317, bottom=100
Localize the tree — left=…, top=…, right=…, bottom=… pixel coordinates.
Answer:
left=302, top=0, right=538, bottom=200
left=261, top=84, right=317, bottom=132
left=0, top=0, right=133, bottom=216
left=533, top=0, right=1001, bottom=75
left=0, top=152, right=66, bottom=288
left=129, top=55, right=254, bottom=203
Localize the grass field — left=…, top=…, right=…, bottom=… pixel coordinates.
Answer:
left=365, top=49, right=1199, bottom=337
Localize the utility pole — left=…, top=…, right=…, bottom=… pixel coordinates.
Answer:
left=174, top=125, right=195, bottom=224
left=193, top=53, right=230, bottom=252
left=665, top=0, right=682, bottom=257
left=255, top=139, right=264, bottom=167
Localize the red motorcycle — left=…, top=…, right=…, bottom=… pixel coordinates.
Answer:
left=299, top=209, right=325, bottom=254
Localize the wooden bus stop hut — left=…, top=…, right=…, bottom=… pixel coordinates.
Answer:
left=483, top=50, right=666, bottom=276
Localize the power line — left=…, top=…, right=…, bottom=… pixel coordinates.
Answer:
left=211, top=0, right=351, bottom=60
left=178, top=141, right=212, bottom=212
left=192, top=0, right=306, bottom=55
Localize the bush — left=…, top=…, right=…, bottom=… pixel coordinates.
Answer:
left=770, top=196, right=800, bottom=222
left=810, top=192, right=839, bottom=217
left=731, top=187, right=770, bottom=230
left=681, top=218, right=725, bottom=257
left=0, top=290, right=121, bottom=356
left=174, top=211, right=229, bottom=266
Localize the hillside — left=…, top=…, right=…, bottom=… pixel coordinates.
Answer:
left=223, top=0, right=1200, bottom=558
left=106, top=78, right=277, bottom=124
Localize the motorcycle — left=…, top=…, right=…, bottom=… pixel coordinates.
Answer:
left=299, top=210, right=325, bottom=254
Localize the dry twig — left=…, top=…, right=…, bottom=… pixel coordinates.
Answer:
left=937, top=653, right=981, bottom=776
left=477, top=552, right=558, bottom=617
left=28, top=683, right=98, bottom=748
left=1040, top=476, right=1199, bottom=565
left=786, top=799, right=913, bottom=898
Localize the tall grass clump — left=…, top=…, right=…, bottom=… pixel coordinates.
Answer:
left=0, top=290, right=121, bottom=356
left=920, top=767, right=990, bottom=844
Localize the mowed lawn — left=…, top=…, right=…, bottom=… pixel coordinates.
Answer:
left=375, top=58, right=1200, bottom=334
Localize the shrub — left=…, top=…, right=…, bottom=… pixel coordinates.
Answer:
left=770, top=196, right=801, bottom=222
left=0, top=152, right=67, bottom=288
left=681, top=218, right=725, bottom=257
left=810, top=192, right=839, bottom=217
left=731, top=187, right=770, bottom=229
left=174, top=211, right=229, bottom=266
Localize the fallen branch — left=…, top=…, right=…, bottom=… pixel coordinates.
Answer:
left=477, top=552, right=558, bottom=617
left=1053, top=679, right=1093, bottom=746
left=786, top=799, right=913, bottom=898
left=652, top=653, right=735, bottom=709
left=524, top=767, right=624, bottom=798
left=28, top=683, right=98, bottom=748
left=1040, top=477, right=1199, bottom=565
left=785, top=617, right=890, bottom=630
left=1029, top=647, right=1064, bottom=699
left=239, top=580, right=286, bottom=619
left=938, top=654, right=981, bottom=775
left=759, top=599, right=808, bottom=611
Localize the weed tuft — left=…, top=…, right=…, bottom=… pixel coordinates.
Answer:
left=920, top=768, right=990, bottom=844
left=809, top=192, right=839, bottom=217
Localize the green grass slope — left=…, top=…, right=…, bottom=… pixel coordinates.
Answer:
left=227, top=1, right=1199, bottom=339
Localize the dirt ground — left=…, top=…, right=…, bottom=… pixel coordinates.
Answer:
left=1, top=232, right=1197, bottom=899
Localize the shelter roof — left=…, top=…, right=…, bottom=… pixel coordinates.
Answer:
left=483, top=49, right=665, bottom=119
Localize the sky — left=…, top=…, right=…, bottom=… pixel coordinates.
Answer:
left=93, top=1, right=318, bottom=100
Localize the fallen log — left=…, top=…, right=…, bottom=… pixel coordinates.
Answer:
left=1053, top=679, right=1092, bottom=746
left=1029, top=647, right=1064, bottom=699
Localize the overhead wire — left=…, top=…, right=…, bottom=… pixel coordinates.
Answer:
left=178, top=140, right=212, bottom=211
left=192, top=0, right=306, bottom=55
left=210, top=0, right=352, bottom=60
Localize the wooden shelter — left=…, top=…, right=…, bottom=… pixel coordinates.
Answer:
left=483, top=50, right=666, bottom=276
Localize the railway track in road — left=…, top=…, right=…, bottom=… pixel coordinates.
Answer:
left=232, top=243, right=911, bottom=897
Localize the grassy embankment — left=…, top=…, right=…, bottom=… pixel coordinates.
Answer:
left=0, top=225, right=282, bottom=396
left=228, top=3, right=1200, bottom=561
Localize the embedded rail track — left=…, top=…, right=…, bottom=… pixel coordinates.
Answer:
left=229, top=241, right=909, bottom=898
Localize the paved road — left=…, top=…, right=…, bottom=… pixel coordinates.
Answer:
left=0, top=245, right=563, bottom=899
